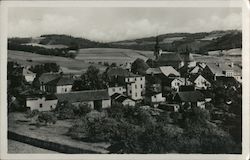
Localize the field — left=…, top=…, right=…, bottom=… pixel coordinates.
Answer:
left=8, top=48, right=241, bottom=75
left=8, top=50, right=105, bottom=73
left=8, top=112, right=109, bottom=153
left=75, top=48, right=150, bottom=65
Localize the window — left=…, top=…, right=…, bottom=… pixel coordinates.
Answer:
left=135, top=85, right=137, bottom=89
left=40, top=104, right=43, bottom=108
left=141, top=84, right=143, bottom=88
left=65, top=88, right=67, bottom=92
left=113, top=88, right=115, bottom=92
left=141, top=77, right=143, bottom=81
left=119, top=88, right=121, bottom=91
left=135, top=93, right=137, bottom=97
left=130, top=90, right=132, bottom=94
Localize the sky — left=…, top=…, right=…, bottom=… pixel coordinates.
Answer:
left=8, top=7, right=241, bottom=42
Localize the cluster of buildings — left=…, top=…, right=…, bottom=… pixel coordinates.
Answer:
left=17, top=37, right=242, bottom=113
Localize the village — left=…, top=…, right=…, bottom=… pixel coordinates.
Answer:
left=7, top=36, right=242, bottom=153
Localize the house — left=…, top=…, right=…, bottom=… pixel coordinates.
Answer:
left=26, top=94, right=58, bottom=111
left=189, top=74, right=211, bottom=90
left=146, top=66, right=180, bottom=77
left=204, top=62, right=242, bottom=82
left=108, top=86, right=126, bottom=96
left=38, top=73, right=61, bottom=91
left=107, top=67, right=145, bottom=101
left=145, top=92, right=166, bottom=107
left=38, top=73, right=74, bottom=94
left=45, top=76, right=74, bottom=93
left=145, top=66, right=180, bottom=93
left=189, top=63, right=206, bottom=74
left=173, top=91, right=205, bottom=109
left=111, top=93, right=136, bottom=106
left=23, top=68, right=36, bottom=83
left=158, top=103, right=180, bottom=112
left=56, top=89, right=111, bottom=111
left=156, top=52, right=185, bottom=69
left=162, top=77, right=191, bottom=92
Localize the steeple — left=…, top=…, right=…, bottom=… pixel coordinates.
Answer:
left=154, top=36, right=162, bottom=60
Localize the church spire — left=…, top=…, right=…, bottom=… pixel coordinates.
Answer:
left=154, top=36, right=162, bottom=60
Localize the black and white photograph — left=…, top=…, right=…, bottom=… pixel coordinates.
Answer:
left=0, top=0, right=249, bottom=159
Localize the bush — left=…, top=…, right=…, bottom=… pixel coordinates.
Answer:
left=37, top=112, right=57, bottom=125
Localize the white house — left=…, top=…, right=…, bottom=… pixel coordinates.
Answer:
left=107, top=67, right=146, bottom=100
left=163, top=77, right=190, bottom=92
left=125, top=75, right=145, bottom=100
left=43, top=76, right=74, bottom=94
left=108, top=86, right=126, bottom=96
left=190, top=74, right=211, bottom=90
left=173, top=91, right=206, bottom=109
left=26, top=95, right=58, bottom=111
left=23, top=68, right=36, bottom=83
left=145, top=92, right=166, bottom=107
left=56, top=89, right=111, bottom=111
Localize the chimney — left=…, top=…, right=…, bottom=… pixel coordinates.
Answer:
left=230, top=62, right=234, bottom=68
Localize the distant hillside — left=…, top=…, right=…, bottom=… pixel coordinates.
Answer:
left=110, top=30, right=242, bottom=54
left=8, top=30, right=241, bottom=57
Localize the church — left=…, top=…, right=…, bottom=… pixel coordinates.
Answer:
left=154, top=36, right=196, bottom=69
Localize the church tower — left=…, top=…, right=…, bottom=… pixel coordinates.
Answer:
left=154, top=36, right=162, bottom=60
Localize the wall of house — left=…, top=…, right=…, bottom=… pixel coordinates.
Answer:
left=108, top=86, right=126, bottom=96
left=102, top=99, right=111, bottom=108
left=72, top=101, right=94, bottom=109
left=25, top=74, right=36, bottom=83
left=194, top=76, right=211, bottom=90
left=125, top=76, right=145, bottom=101
left=224, top=70, right=234, bottom=77
left=197, top=101, right=205, bottom=109
left=56, top=85, right=72, bottom=93
left=171, top=79, right=184, bottom=92
left=26, top=97, right=58, bottom=111
left=122, top=99, right=136, bottom=106
left=151, top=93, right=165, bottom=103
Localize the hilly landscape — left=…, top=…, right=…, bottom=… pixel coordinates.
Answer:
left=8, top=30, right=241, bottom=54
left=8, top=30, right=242, bottom=73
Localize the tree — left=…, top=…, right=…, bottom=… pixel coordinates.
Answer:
left=131, top=58, right=149, bottom=75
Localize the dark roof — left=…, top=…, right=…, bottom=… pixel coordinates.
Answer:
left=46, top=76, right=74, bottom=86
left=157, top=53, right=183, bottom=62
left=111, top=93, right=122, bottom=99
left=56, top=89, right=110, bottom=103
left=116, top=95, right=131, bottom=103
left=107, top=67, right=140, bottom=78
left=26, top=93, right=57, bottom=100
left=45, top=94, right=58, bottom=100
left=174, top=91, right=205, bottom=102
left=39, top=73, right=61, bottom=84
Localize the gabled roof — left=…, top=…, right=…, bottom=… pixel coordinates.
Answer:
left=189, top=74, right=210, bottom=83
left=23, top=68, right=36, bottom=76
left=56, top=89, right=110, bottom=103
left=111, top=93, right=122, bottom=100
left=146, top=66, right=180, bottom=77
left=159, top=66, right=180, bottom=77
left=46, top=76, right=74, bottom=86
left=145, top=68, right=162, bottom=75
left=174, top=91, right=205, bottom=102
left=111, top=93, right=134, bottom=103
left=157, top=53, right=183, bottom=62
left=205, top=63, right=224, bottom=76
left=39, top=73, right=61, bottom=84
left=107, top=67, right=140, bottom=78
left=162, top=77, right=184, bottom=86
